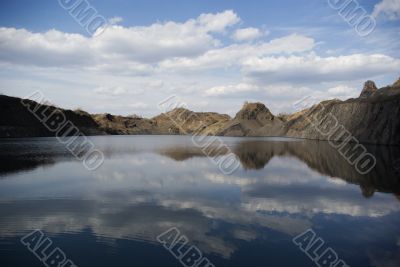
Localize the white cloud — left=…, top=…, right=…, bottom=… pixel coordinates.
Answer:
left=0, top=27, right=92, bottom=67
left=0, top=10, right=241, bottom=67
left=204, top=83, right=259, bottom=96
left=92, top=23, right=216, bottom=63
left=232, top=27, right=264, bottom=41
left=0, top=10, right=399, bottom=116
left=243, top=53, right=400, bottom=84
left=373, top=0, right=400, bottom=20
left=196, top=10, right=240, bottom=32
left=159, top=34, right=316, bottom=71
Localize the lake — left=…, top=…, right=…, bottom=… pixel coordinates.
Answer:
left=0, top=135, right=399, bottom=267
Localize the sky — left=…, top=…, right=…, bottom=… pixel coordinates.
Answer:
left=0, top=0, right=399, bottom=117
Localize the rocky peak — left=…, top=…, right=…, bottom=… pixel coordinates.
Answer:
left=235, top=102, right=274, bottom=122
left=393, top=77, right=400, bottom=88
left=359, top=80, right=378, bottom=98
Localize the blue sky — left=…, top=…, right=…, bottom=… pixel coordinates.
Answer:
left=0, top=0, right=399, bottom=116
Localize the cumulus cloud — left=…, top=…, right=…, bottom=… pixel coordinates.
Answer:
left=0, top=10, right=241, bottom=67
left=243, top=53, right=400, bottom=84
left=232, top=27, right=264, bottom=41
left=92, top=23, right=216, bottom=63
left=196, top=10, right=240, bottom=32
left=0, top=27, right=93, bottom=67
left=0, top=9, right=399, bottom=116
left=159, top=34, right=316, bottom=71
left=373, top=0, right=400, bottom=20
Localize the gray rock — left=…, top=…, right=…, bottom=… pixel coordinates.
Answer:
left=359, top=80, right=378, bottom=98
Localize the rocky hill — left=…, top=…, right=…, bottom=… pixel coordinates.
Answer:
left=284, top=79, right=400, bottom=145
left=151, top=108, right=231, bottom=135
left=0, top=95, right=105, bottom=138
left=211, top=77, right=400, bottom=145
left=1, top=77, right=399, bottom=145
left=213, top=102, right=285, bottom=137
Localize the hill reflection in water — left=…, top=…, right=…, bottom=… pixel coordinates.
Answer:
left=0, top=136, right=399, bottom=267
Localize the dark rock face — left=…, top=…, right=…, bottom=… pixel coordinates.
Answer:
left=359, top=80, right=378, bottom=98
left=0, top=95, right=105, bottom=138
left=285, top=96, right=400, bottom=145
left=283, top=79, right=400, bottom=145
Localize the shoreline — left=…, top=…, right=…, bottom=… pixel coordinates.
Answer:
left=1, top=134, right=399, bottom=147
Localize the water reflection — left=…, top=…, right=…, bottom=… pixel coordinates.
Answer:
left=0, top=136, right=399, bottom=267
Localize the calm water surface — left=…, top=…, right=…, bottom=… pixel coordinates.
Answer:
left=0, top=136, right=399, bottom=267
